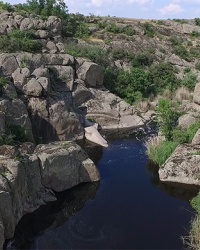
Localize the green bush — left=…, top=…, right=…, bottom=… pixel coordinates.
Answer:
left=0, top=30, right=42, bottom=53
left=156, top=99, right=179, bottom=140
left=148, top=62, right=180, bottom=94
left=195, top=18, right=200, bottom=26
left=112, top=48, right=127, bottom=60
left=187, top=121, right=200, bottom=142
left=131, top=53, right=153, bottom=67
left=181, top=71, right=197, bottom=91
left=172, top=128, right=189, bottom=144
left=142, top=22, right=155, bottom=37
left=65, top=43, right=109, bottom=68
left=195, top=61, right=200, bottom=70
left=149, top=140, right=178, bottom=166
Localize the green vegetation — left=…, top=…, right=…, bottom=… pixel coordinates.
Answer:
left=0, top=77, right=9, bottom=88
left=146, top=99, right=200, bottom=166
left=0, top=30, right=42, bottom=53
left=181, top=71, right=197, bottom=91
left=0, top=124, right=29, bottom=146
left=147, top=140, right=178, bottom=166
left=142, top=22, right=155, bottom=38
left=195, top=18, right=200, bottom=26
left=156, top=99, right=179, bottom=141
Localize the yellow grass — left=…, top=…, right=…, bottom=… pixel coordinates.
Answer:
left=182, top=215, right=200, bottom=250
left=175, top=87, right=193, bottom=102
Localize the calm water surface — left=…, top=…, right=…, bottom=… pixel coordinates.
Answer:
left=7, top=136, right=198, bottom=249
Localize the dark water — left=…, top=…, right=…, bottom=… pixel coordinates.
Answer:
left=6, top=136, right=199, bottom=249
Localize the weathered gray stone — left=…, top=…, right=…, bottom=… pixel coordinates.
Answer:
left=49, top=65, right=75, bottom=91
left=12, top=68, right=27, bottom=91
left=192, top=128, right=200, bottom=144
left=178, top=114, right=197, bottom=130
left=0, top=98, right=34, bottom=142
left=38, top=77, right=50, bottom=94
left=56, top=42, right=65, bottom=52
left=35, top=29, right=49, bottom=39
left=0, top=112, right=5, bottom=133
left=20, top=18, right=34, bottom=30
left=34, top=141, right=99, bottom=192
left=77, top=61, right=104, bottom=87
left=2, top=82, right=18, bottom=99
left=0, top=54, right=19, bottom=76
left=82, top=88, right=143, bottom=133
left=72, top=82, right=94, bottom=106
left=32, top=67, right=49, bottom=79
left=193, top=82, right=200, bottom=105
left=159, top=144, right=200, bottom=185
left=46, top=41, right=58, bottom=53
left=49, top=99, right=84, bottom=141
left=23, top=78, right=43, bottom=96
left=46, top=16, right=62, bottom=35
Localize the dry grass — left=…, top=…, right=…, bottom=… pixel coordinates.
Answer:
left=182, top=215, right=200, bottom=250
left=175, top=87, right=193, bottom=102
left=145, top=135, right=165, bottom=159
left=136, top=100, right=150, bottom=113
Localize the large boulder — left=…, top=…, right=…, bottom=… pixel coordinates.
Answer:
left=178, top=113, right=197, bottom=130
left=159, top=144, right=200, bottom=185
left=82, top=88, right=145, bottom=133
left=0, top=98, right=34, bottom=142
left=0, top=54, right=19, bottom=76
left=193, top=82, right=200, bottom=105
left=77, top=61, right=104, bottom=87
left=49, top=99, right=84, bottom=141
left=34, top=141, right=100, bottom=192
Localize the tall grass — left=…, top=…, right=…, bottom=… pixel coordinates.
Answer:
left=145, top=136, right=179, bottom=166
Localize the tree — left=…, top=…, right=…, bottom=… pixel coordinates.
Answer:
left=156, top=99, right=179, bottom=141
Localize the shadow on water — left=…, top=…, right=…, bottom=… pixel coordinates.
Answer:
left=147, top=160, right=199, bottom=202
left=5, top=182, right=100, bottom=250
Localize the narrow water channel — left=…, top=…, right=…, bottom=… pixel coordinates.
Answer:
left=6, top=136, right=198, bottom=249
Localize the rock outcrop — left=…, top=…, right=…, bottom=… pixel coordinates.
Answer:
left=0, top=141, right=99, bottom=249
left=159, top=144, right=200, bottom=185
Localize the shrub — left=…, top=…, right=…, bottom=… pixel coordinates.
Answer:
left=142, top=22, right=155, bottom=37
left=181, top=71, right=197, bottom=91
left=156, top=99, right=179, bottom=140
left=65, top=43, right=109, bottom=68
left=0, top=30, right=42, bottom=53
left=0, top=1, right=14, bottom=11
left=195, top=61, right=200, bottom=70
left=195, top=18, right=200, bottom=26
left=172, top=128, right=189, bottom=144
left=112, top=48, right=127, bottom=60
left=148, top=62, right=180, bottom=94
left=131, top=53, right=153, bottom=67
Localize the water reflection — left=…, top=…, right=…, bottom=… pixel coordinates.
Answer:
left=6, top=182, right=100, bottom=250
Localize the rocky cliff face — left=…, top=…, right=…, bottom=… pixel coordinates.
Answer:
left=0, top=12, right=149, bottom=248
left=0, top=141, right=99, bottom=249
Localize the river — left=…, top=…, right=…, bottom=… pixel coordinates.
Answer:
left=6, top=135, right=198, bottom=249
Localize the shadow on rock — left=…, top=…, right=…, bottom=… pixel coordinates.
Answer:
left=5, top=182, right=100, bottom=250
